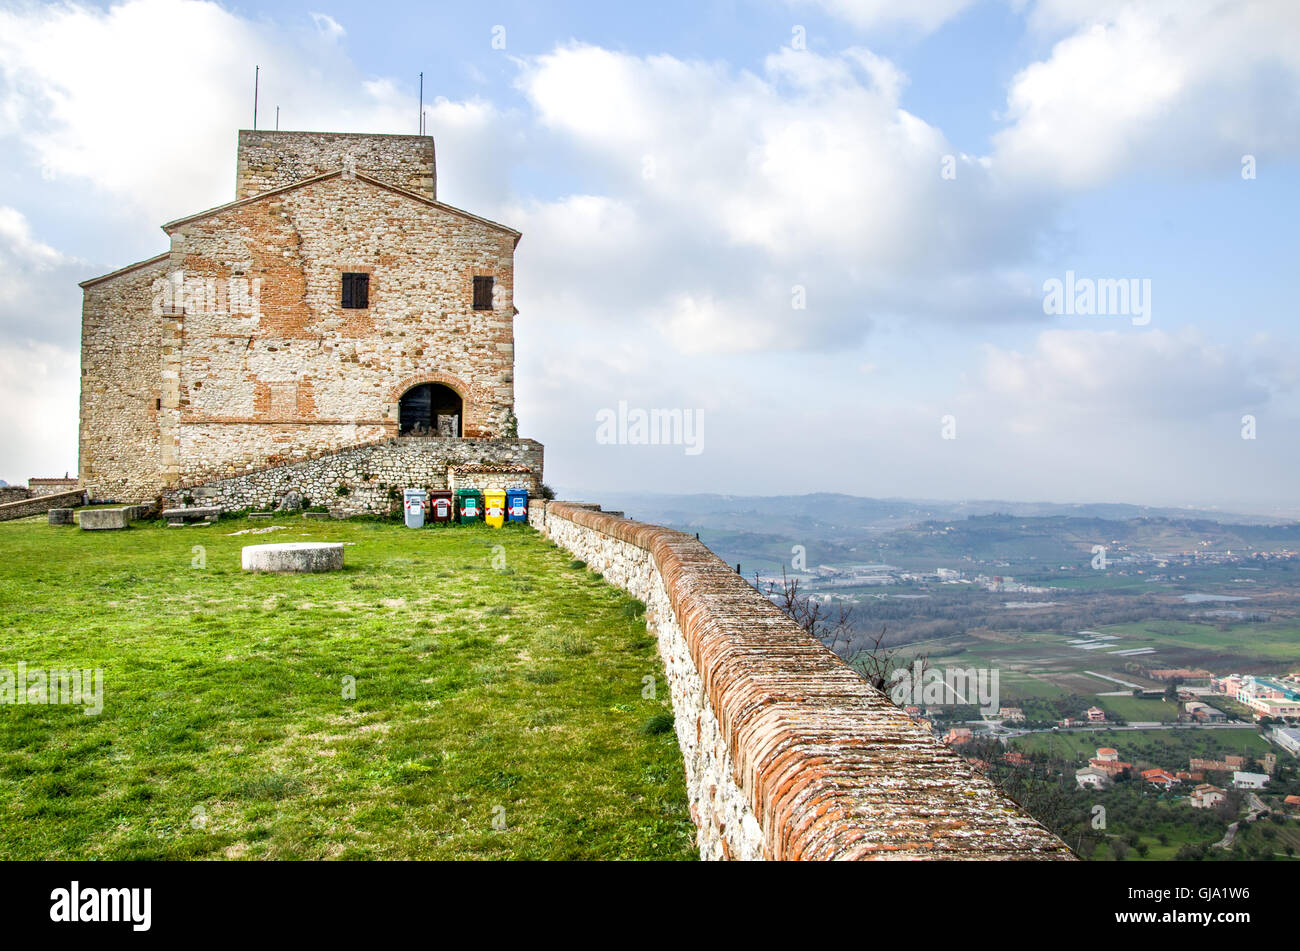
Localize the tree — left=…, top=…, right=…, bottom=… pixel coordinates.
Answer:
left=758, top=568, right=913, bottom=694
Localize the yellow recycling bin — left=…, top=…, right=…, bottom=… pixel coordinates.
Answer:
left=484, top=488, right=507, bottom=528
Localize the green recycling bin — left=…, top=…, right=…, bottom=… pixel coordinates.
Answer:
left=456, top=488, right=483, bottom=523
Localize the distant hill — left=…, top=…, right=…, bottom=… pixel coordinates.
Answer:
left=566, top=491, right=1299, bottom=574
left=574, top=491, right=1291, bottom=533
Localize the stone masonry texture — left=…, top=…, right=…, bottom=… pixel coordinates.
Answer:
left=79, top=131, right=525, bottom=503
left=235, top=130, right=436, bottom=200
left=160, top=437, right=542, bottom=516
left=530, top=500, right=1074, bottom=861
left=0, top=489, right=87, bottom=523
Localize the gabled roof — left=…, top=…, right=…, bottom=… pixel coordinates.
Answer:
left=79, top=251, right=171, bottom=290
left=161, top=169, right=521, bottom=245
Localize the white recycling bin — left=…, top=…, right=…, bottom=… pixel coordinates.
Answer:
left=403, top=488, right=427, bottom=528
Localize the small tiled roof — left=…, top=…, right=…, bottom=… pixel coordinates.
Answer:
left=449, top=464, right=533, bottom=473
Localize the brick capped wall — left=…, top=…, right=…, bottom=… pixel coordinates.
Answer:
left=448, top=464, right=535, bottom=494
left=28, top=478, right=80, bottom=497
left=529, top=500, right=1073, bottom=861
left=161, top=437, right=542, bottom=515
left=235, top=130, right=436, bottom=200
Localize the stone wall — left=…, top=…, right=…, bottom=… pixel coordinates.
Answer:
left=0, top=489, right=86, bottom=523
left=235, top=130, right=436, bottom=200
left=161, top=437, right=542, bottom=515
left=79, top=254, right=171, bottom=502
left=28, top=478, right=80, bottom=497
left=0, top=487, right=30, bottom=504
left=80, top=129, right=520, bottom=502
left=448, top=464, right=536, bottom=495
left=528, top=500, right=1072, bottom=861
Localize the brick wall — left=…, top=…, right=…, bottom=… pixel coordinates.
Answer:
left=235, top=130, right=436, bottom=200
left=165, top=171, right=519, bottom=483
left=161, top=437, right=542, bottom=515
left=81, top=148, right=521, bottom=501
left=529, top=500, right=1072, bottom=861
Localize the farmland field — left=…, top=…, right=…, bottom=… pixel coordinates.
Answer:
left=1012, top=728, right=1275, bottom=765
left=897, top=620, right=1300, bottom=706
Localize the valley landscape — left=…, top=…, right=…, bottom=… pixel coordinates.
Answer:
left=589, top=491, right=1300, bottom=859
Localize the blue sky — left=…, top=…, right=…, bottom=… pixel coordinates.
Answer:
left=1, top=0, right=1298, bottom=512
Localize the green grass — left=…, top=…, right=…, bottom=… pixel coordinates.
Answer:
left=1096, top=696, right=1180, bottom=723
left=1013, top=727, right=1275, bottom=766
left=0, top=515, right=696, bottom=860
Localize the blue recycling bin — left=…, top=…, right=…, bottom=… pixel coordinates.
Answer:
left=403, top=488, right=427, bottom=528
left=506, top=489, right=528, bottom=523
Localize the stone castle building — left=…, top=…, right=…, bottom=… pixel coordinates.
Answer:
left=79, top=130, right=539, bottom=503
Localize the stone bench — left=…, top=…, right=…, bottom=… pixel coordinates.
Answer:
left=241, top=542, right=345, bottom=573
left=80, top=508, right=128, bottom=531
left=48, top=508, right=74, bottom=526
left=161, top=506, right=221, bottom=526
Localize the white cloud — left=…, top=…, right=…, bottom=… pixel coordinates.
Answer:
left=0, top=0, right=477, bottom=229
left=978, top=328, right=1273, bottom=425
left=994, top=0, right=1300, bottom=187
left=791, top=0, right=978, bottom=33
left=515, top=43, right=1050, bottom=352
left=0, top=340, right=79, bottom=483
left=309, top=11, right=345, bottom=41
left=0, top=0, right=1294, bottom=508
left=0, top=206, right=83, bottom=345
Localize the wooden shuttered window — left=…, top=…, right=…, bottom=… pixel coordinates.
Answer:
left=341, top=272, right=370, bottom=309
left=472, top=275, right=494, bottom=311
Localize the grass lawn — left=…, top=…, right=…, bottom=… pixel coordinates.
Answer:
left=0, top=514, right=696, bottom=860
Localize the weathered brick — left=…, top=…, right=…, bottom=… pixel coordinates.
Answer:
left=79, top=132, right=523, bottom=502
left=530, top=500, right=1074, bottom=861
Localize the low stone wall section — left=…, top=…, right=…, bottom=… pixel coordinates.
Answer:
left=0, top=489, right=87, bottom=523
left=160, top=437, right=543, bottom=516
left=528, top=500, right=1072, bottom=861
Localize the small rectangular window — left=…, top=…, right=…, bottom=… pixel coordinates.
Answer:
left=341, top=272, right=370, bottom=309
left=473, top=275, right=494, bottom=311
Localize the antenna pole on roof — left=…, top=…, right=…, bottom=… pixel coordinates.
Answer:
left=253, top=65, right=259, bottom=130
left=419, top=72, right=423, bottom=134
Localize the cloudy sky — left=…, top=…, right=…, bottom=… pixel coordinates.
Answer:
left=1, top=0, right=1297, bottom=513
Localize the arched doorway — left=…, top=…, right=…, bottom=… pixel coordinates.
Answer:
left=399, top=383, right=462, bottom=436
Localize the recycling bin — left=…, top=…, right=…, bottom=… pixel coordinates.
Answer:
left=506, top=489, right=528, bottom=523
left=456, top=488, right=483, bottom=524
left=403, top=488, right=427, bottom=529
left=429, top=490, right=454, bottom=524
left=484, top=488, right=506, bottom=528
